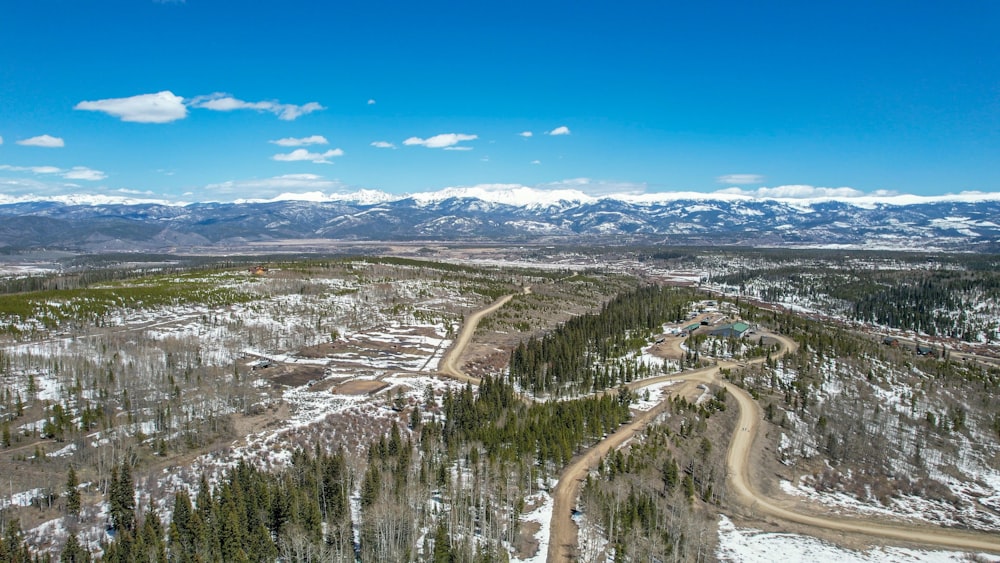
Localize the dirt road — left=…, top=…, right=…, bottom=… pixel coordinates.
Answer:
left=438, top=287, right=527, bottom=383
left=548, top=329, right=1000, bottom=559
left=436, top=291, right=1000, bottom=557
left=721, top=332, right=999, bottom=551
left=723, top=374, right=1000, bottom=553
left=546, top=373, right=713, bottom=561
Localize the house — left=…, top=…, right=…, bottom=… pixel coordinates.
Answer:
left=249, top=265, right=269, bottom=275
left=683, top=322, right=701, bottom=334
left=710, top=322, right=751, bottom=338
left=883, top=336, right=899, bottom=346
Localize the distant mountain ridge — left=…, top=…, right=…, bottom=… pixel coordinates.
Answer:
left=3, top=188, right=1000, bottom=252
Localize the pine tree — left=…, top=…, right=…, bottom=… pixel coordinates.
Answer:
left=138, top=513, right=167, bottom=563
left=661, top=457, right=679, bottom=493
left=360, top=465, right=381, bottom=508
left=188, top=474, right=214, bottom=560
left=60, top=533, right=91, bottom=563
left=410, top=404, right=422, bottom=430
left=109, top=462, right=135, bottom=533
left=0, top=521, right=33, bottom=563
left=432, top=521, right=452, bottom=563
left=169, top=490, right=196, bottom=561
left=65, top=466, right=81, bottom=517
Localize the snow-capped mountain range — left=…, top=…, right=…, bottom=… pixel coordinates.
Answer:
left=3, top=187, right=1000, bottom=252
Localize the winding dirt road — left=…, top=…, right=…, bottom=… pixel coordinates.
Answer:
left=546, top=369, right=716, bottom=561
left=723, top=362, right=1000, bottom=553
left=438, top=287, right=528, bottom=383
left=435, top=292, right=1000, bottom=559
left=548, top=331, right=1000, bottom=560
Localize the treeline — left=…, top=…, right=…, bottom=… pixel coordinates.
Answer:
left=44, top=375, right=636, bottom=561
left=440, top=377, right=632, bottom=467
left=0, top=253, right=268, bottom=296
left=718, top=265, right=1000, bottom=341
left=736, top=309, right=1000, bottom=507
left=36, top=451, right=355, bottom=563
left=579, top=390, right=732, bottom=561
left=509, top=285, right=694, bottom=395
left=0, top=265, right=178, bottom=296
left=0, top=275, right=258, bottom=334
left=848, top=272, right=1000, bottom=340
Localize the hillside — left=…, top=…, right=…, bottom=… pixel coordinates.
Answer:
left=1, top=190, right=1000, bottom=251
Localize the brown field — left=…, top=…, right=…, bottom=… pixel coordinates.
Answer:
left=270, top=364, right=327, bottom=387
left=333, top=380, right=389, bottom=395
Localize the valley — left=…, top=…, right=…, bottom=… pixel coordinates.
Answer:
left=0, top=249, right=997, bottom=561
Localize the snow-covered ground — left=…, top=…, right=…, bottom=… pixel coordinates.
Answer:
left=0, top=263, right=505, bottom=556
left=631, top=380, right=680, bottom=411
left=510, top=480, right=556, bottom=563
left=773, top=352, right=1000, bottom=532
left=717, top=515, right=1000, bottom=562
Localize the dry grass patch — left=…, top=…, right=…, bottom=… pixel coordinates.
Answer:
left=333, top=380, right=388, bottom=396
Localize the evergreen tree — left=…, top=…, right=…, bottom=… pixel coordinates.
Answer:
left=661, top=457, right=679, bottom=493
left=65, top=466, right=81, bottom=517
left=169, top=490, right=196, bottom=561
left=410, top=404, right=421, bottom=430
left=109, top=462, right=136, bottom=533
left=0, top=521, right=33, bottom=563
left=432, top=521, right=452, bottom=563
left=60, top=533, right=90, bottom=563
left=360, top=465, right=380, bottom=509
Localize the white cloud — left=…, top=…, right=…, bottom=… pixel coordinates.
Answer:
left=519, top=131, right=533, bottom=138
left=0, top=164, right=105, bottom=181
left=0, top=135, right=3, bottom=145
left=370, top=141, right=396, bottom=149
left=0, top=176, right=55, bottom=195
left=189, top=93, right=324, bottom=120
left=717, top=174, right=764, bottom=185
left=547, top=126, right=571, bottom=136
left=0, top=165, right=59, bottom=174
left=717, top=184, right=867, bottom=199
left=269, top=135, right=329, bottom=147
left=531, top=160, right=541, bottom=165
left=62, top=166, right=108, bottom=181
left=271, top=148, right=344, bottom=164
left=114, top=188, right=156, bottom=195
left=75, top=91, right=188, bottom=123
left=403, top=133, right=477, bottom=149
left=17, top=135, right=65, bottom=148
left=76, top=91, right=324, bottom=122
left=204, top=173, right=344, bottom=197
left=540, top=177, right=648, bottom=196
left=443, top=146, right=473, bottom=151
left=367, top=99, right=376, bottom=105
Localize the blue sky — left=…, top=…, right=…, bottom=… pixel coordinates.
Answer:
left=1, top=0, right=999, bottom=201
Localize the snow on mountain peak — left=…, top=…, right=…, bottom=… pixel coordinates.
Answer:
left=265, top=189, right=399, bottom=205
left=4, top=185, right=1000, bottom=211
left=0, top=192, right=185, bottom=207
left=409, top=184, right=597, bottom=208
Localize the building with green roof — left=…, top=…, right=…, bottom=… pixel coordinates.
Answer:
left=709, top=322, right=751, bottom=338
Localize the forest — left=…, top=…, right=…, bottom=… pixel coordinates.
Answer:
left=0, top=249, right=997, bottom=561
left=701, top=251, right=1000, bottom=342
